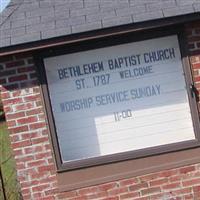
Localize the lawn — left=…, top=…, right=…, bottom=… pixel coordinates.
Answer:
left=0, top=122, right=21, bottom=200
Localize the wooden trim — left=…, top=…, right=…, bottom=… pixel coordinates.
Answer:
left=35, top=22, right=200, bottom=190
left=58, top=147, right=200, bottom=192
left=178, top=28, right=200, bottom=141
left=34, top=56, right=63, bottom=169
left=35, top=24, right=200, bottom=171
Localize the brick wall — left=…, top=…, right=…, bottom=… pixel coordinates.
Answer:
left=0, top=55, right=57, bottom=200
left=1, top=21, right=200, bottom=200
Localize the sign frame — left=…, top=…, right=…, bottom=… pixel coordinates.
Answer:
left=35, top=25, right=200, bottom=172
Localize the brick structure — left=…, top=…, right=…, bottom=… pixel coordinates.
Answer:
left=0, top=21, right=200, bottom=200
left=1, top=0, right=200, bottom=199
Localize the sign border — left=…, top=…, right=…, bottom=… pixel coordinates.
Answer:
left=35, top=25, right=200, bottom=172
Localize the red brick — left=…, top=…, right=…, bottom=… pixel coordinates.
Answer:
left=6, top=112, right=25, bottom=120
left=9, top=125, right=28, bottom=134
left=15, top=102, right=34, bottom=111
left=27, top=160, right=47, bottom=167
left=108, top=187, right=128, bottom=196
left=120, top=192, right=139, bottom=199
left=3, top=97, right=23, bottom=105
left=16, top=155, right=34, bottom=163
left=193, top=185, right=200, bottom=192
left=29, top=122, right=46, bottom=130
left=169, top=175, right=183, bottom=182
left=32, top=192, right=42, bottom=198
left=13, top=149, right=23, bottom=156
left=9, top=74, right=28, bottom=82
left=17, top=66, right=35, bottom=73
left=162, top=182, right=181, bottom=190
left=35, top=152, right=52, bottom=159
left=32, top=184, right=50, bottom=192
left=26, top=108, right=43, bottom=116
left=38, top=164, right=55, bottom=172
left=24, top=145, right=43, bottom=154
left=184, top=194, right=194, bottom=200
left=194, top=192, right=200, bottom=198
left=182, top=178, right=200, bottom=187
left=21, top=180, right=40, bottom=188
left=21, top=132, right=39, bottom=140
left=150, top=178, right=168, bottom=187
left=192, top=63, right=200, bottom=69
left=23, top=94, right=41, bottom=102
left=149, top=193, right=172, bottom=200
left=119, top=178, right=138, bottom=186
left=31, top=136, right=49, bottom=145
left=6, top=60, right=25, bottom=68
left=17, top=116, right=38, bottom=125
left=129, top=182, right=148, bottom=191
left=12, top=139, right=31, bottom=149
left=141, top=187, right=161, bottom=195
left=171, top=188, right=192, bottom=195
left=30, top=171, right=49, bottom=179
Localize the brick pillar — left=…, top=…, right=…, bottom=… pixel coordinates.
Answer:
left=0, top=55, right=57, bottom=200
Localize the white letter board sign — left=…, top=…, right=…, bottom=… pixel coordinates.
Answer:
left=44, top=35, right=195, bottom=163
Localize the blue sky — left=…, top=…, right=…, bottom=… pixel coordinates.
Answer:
left=0, top=0, right=10, bottom=12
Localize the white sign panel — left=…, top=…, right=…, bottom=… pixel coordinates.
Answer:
left=44, top=35, right=195, bottom=162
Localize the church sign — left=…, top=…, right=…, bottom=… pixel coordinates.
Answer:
left=42, top=34, right=198, bottom=170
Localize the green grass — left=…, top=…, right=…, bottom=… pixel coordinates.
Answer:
left=0, top=122, right=21, bottom=200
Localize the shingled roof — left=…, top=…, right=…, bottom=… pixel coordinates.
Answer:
left=0, top=0, right=200, bottom=48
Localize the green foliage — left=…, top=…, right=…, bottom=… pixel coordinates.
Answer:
left=0, top=123, right=21, bottom=200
